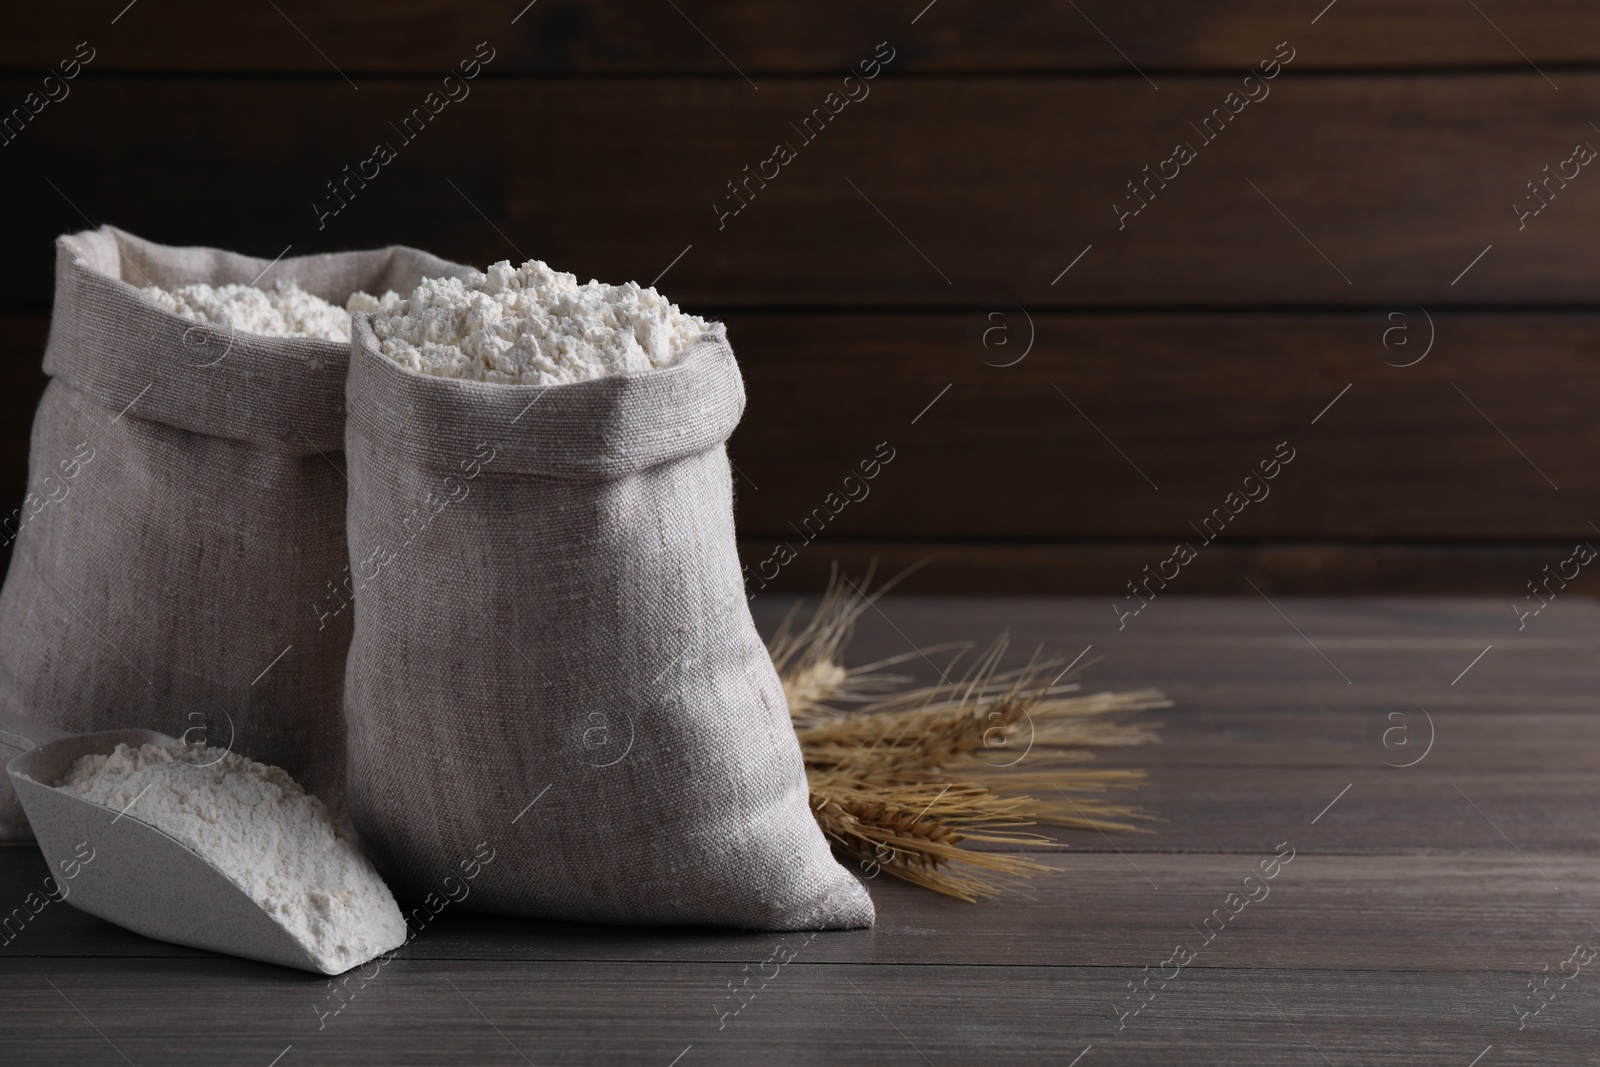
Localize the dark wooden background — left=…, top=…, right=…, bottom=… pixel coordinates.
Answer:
left=5, top=1, right=1599, bottom=594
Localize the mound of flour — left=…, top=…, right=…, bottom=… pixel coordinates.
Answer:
left=141, top=280, right=399, bottom=341
left=370, top=259, right=725, bottom=385
left=54, top=742, right=406, bottom=974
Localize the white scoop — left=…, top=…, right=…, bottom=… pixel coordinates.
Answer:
left=2, top=712, right=374, bottom=974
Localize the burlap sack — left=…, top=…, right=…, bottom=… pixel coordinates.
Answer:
left=344, top=316, right=874, bottom=930
left=0, top=226, right=471, bottom=839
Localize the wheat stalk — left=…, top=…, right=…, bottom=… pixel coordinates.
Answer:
left=777, top=566, right=1165, bottom=902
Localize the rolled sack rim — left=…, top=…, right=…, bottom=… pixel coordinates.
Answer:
left=44, top=225, right=470, bottom=454
left=346, top=312, right=747, bottom=480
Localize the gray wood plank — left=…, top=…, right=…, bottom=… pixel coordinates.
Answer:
left=1084, top=708, right=1598, bottom=770
left=750, top=597, right=1600, bottom=717
left=747, top=596, right=1600, bottom=855
left=741, top=540, right=1600, bottom=597
left=727, top=313, right=1600, bottom=544
left=0, top=958, right=1589, bottom=1066
left=3, top=847, right=1593, bottom=973
left=749, top=594, right=1600, bottom=646
left=19, top=311, right=1600, bottom=587
left=9, top=1, right=1600, bottom=74
left=0, top=597, right=1595, bottom=1065
left=1119, top=767, right=1600, bottom=854
left=9, top=76, right=1600, bottom=308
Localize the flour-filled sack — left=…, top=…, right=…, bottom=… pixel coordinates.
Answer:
left=0, top=225, right=472, bottom=839
left=342, top=261, right=874, bottom=929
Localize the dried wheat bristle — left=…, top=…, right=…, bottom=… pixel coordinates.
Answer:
left=777, top=564, right=1165, bottom=902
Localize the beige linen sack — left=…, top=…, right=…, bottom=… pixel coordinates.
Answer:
left=342, top=316, right=874, bottom=930
left=0, top=226, right=471, bottom=839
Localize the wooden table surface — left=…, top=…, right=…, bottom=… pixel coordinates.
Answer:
left=1, top=596, right=1595, bottom=1065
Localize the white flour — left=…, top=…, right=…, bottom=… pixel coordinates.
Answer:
left=370, top=259, right=724, bottom=385
left=141, top=280, right=398, bottom=341
left=54, top=742, right=405, bottom=974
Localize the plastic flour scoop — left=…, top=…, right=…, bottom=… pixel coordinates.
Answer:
left=1, top=712, right=332, bottom=973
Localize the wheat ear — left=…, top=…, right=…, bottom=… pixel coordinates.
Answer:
left=775, top=567, right=1164, bottom=900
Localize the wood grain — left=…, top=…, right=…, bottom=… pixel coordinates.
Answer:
left=727, top=311, right=1600, bottom=542
left=0, top=2, right=1592, bottom=1058
left=3, top=76, right=1599, bottom=307
left=735, top=541, right=1600, bottom=595
left=1, top=597, right=1595, bottom=1064
left=5, top=1, right=1600, bottom=74
left=2, top=847, right=1591, bottom=972
left=0, top=959, right=1589, bottom=1065
left=9, top=306, right=1600, bottom=591
left=6, top=309, right=1599, bottom=550
left=759, top=596, right=1600, bottom=853
left=748, top=596, right=1600, bottom=705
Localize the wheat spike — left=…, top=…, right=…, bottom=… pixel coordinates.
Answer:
left=775, top=565, right=1164, bottom=901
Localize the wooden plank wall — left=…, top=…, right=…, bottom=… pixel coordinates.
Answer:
left=3, top=1, right=1599, bottom=593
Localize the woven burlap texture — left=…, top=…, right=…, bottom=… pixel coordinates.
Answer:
left=342, top=316, right=874, bottom=930
left=0, top=226, right=472, bottom=839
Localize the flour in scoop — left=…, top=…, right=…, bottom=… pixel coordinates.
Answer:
left=54, top=742, right=406, bottom=974
left=370, top=258, right=725, bottom=385
left=141, top=279, right=399, bottom=341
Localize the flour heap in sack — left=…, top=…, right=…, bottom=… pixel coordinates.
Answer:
left=140, top=279, right=400, bottom=341
left=369, top=259, right=725, bottom=385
